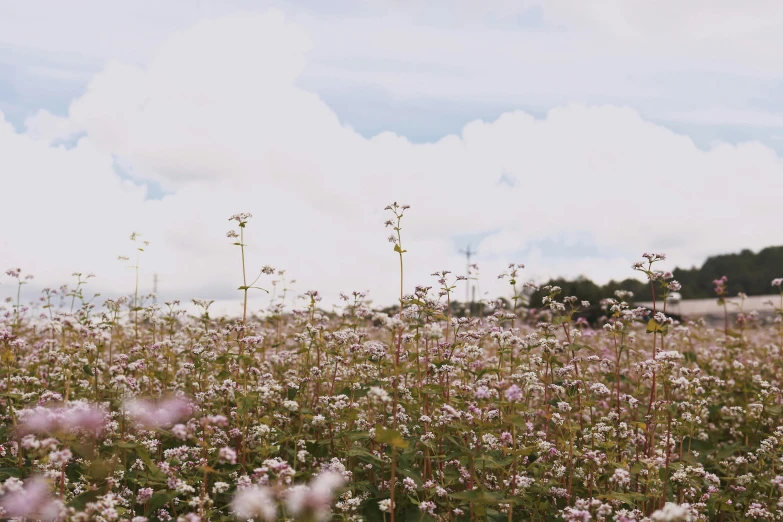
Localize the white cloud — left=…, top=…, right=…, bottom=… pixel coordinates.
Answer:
left=2, top=1, right=780, bottom=108
left=2, top=10, right=782, bottom=312
left=663, top=108, right=783, bottom=128
left=24, top=109, right=81, bottom=143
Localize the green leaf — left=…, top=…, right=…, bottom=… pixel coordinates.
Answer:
left=0, top=467, right=23, bottom=479
left=646, top=318, right=659, bottom=333
left=136, top=447, right=161, bottom=475
left=68, top=488, right=102, bottom=510
left=450, top=489, right=514, bottom=506
left=715, top=443, right=743, bottom=460
left=146, top=490, right=180, bottom=515
left=376, top=425, right=408, bottom=449
left=607, top=491, right=645, bottom=506
left=348, top=446, right=383, bottom=464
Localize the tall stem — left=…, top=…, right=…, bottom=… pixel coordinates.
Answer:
left=134, top=251, right=140, bottom=343
left=240, top=227, right=248, bottom=328
left=647, top=276, right=657, bottom=457
left=14, top=281, right=21, bottom=333
left=390, top=215, right=403, bottom=522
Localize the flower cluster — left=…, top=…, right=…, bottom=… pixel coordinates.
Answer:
left=2, top=209, right=783, bottom=521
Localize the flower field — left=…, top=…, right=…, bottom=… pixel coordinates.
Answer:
left=2, top=205, right=783, bottom=522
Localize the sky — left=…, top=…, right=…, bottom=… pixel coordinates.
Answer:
left=2, top=0, right=783, bottom=312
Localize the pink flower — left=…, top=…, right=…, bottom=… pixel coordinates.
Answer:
left=201, top=415, right=229, bottom=427
left=136, top=487, right=154, bottom=504
left=474, top=386, right=491, bottom=399
left=218, top=447, right=237, bottom=465
left=0, top=477, right=61, bottom=521
left=18, top=403, right=105, bottom=437
left=19, top=408, right=57, bottom=434
left=66, top=406, right=106, bottom=435
left=125, top=396, right=192, bottom=429
left=504, top=384, right=523, bottom=403
left=713, top=275, right=728, bottom=295
left=49, top=449, right=72, bottom=466
left=286, top=471, right=345, bottom=519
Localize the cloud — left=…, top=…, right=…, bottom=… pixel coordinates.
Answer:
left=4, top=0, right=783, bottom=152
left=24, top=109, right=82, bottom=143
left=1, top=9, right=782, bottom=312
left=663, top=108, right=783, bottom=128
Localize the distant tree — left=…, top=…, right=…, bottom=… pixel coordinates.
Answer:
left=530, top=246, right=783, bottom=323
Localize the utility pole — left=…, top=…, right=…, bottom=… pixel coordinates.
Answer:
left=459, top=244, right=477, bottom=308
left=153, top=273, right=158, bottom=305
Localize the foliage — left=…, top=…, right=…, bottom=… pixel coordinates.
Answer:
left=535, top=246, right=783, bottom=305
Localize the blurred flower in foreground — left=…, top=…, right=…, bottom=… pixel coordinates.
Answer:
left=125, top=395, right=193, bottom=429
left=286, top=471, right=345, bottom=520
left=650, top=502, right=694, bottom=522
left=18, top=402, right=105, bottom=437
left=0, top=476, right=62, bottom=521
left=229, top=471, right=344, bottom=521
left=231, top=485, right=277, bottom=521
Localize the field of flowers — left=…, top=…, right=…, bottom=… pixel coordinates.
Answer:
left=3, top=203, right=783, bottom=521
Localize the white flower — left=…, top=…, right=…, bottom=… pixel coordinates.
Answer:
left=212, top=482, right=230, bottom=494
left=650, top=502, right=693, bottom=522
left=231, top=486, right=277, bottom=521
left=367, top=386, right=391, bottom=403
left=286, top=471, right=345, bottom=520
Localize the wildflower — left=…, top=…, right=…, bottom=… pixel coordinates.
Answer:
left=171, top=424, right=189, bottom=440
left=286, top=471, right=345, bottom=520
left=125, top=396, right=192, bottom=429
left=561, top=506, right=591, bottom=521
left=0, top=476, right=62, bottom=521
left=475, top=385, right=491, bottom=399
left=228, top=212, right=252, bottom=225
left=231, top=486, right=277, bottom=521
left=218, top=447, right=237, bottom=465
left=19, top=403, right=105, bottom=437
left=504, top=384, right=523, bottom=402
left=136, top=488, right=154, bottom=504
left=610, top=468, right=631, bottom=487
left=419, top=501, right=436, bottom=515
left=650, top=502, right=693, bottom=521
left=49, top=449, right=72, bottom=465
left=367, top=386, right=391, bottom=403
left=713, top=276, right=728, bottom=295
